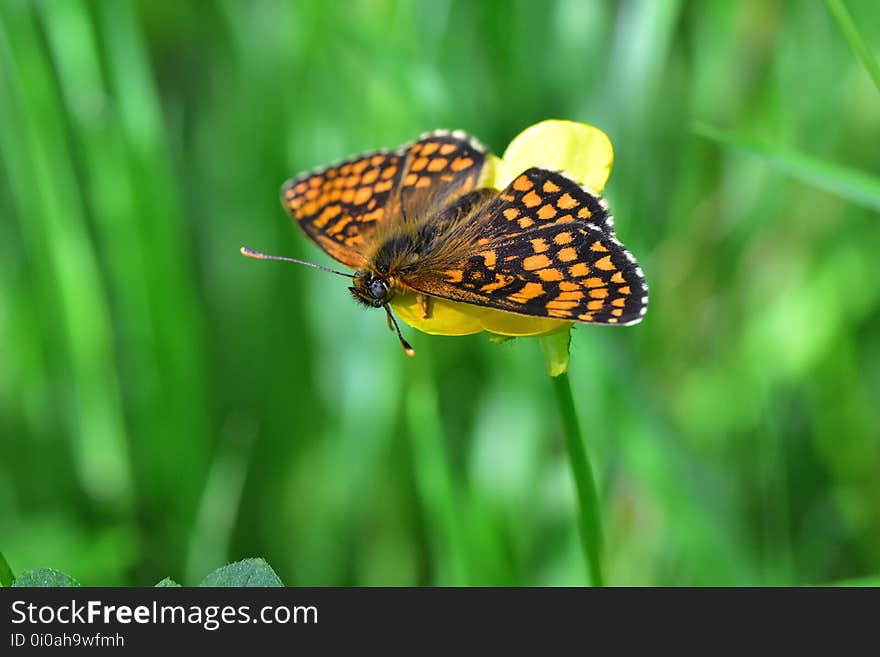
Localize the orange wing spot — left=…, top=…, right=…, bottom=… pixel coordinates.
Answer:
left=294, top=182, right=308, bottom=194
left=594, top=255, right=615, bottom=271
left=305, top=188, right=320, bottom=200
left=554, top=231, right=574, bottom=245
left=361, top=169, right=380, bottom=185
left=500, top=193, right=515, bottom=202
left=504, top=207, right=520, bottom=221
left=587, top=300, right=604, bottom=310
left=607, top=317, right=619, bottom=324
left=370, top=155, right=385, bottom=166
left=611, top=271, right=626, bottom=284
left=354, top=187, right=372, bottom=205
left=556, top=193, right=577, bottom=209
left=513, top=175, right=534, bottom=191
left=345, top=175, right=361, bottom=188
left=556, top=214, right=575, bottom=223
left=578, top=313, right=595, bottom=322
left=302, top=200, right=319, bottom=216
left=548, top=309, right=574, bottom=318
left=537, top=204, right=558, bottom=220
left=559, top=281, right=580, bottom=292
left=590, top=240, right=609, bottom=252
left=557, top=247, right=578, bottom=262
left=367, top=198, right=377, bottom=210
left=353, top=160, right=370, bottom=174
left=332, top=177, right=346, bottom=189
left=416, top=176, right=432, bottom=188
left=568, top=262, right=590, bottom=277
left=315, top=204, right=342, bottom=227
left=577, top=207, right=592, bottom=219
left=480, top=250, right=497, bottom=267
left=584, top=277, right=603, bottom=288
left=522, top=190, right=542, bottom=207
left=557, top=290, right=584, bottom=301
left=618, top=286, right=631, bottom=295
left=442, top=269, right=464, bottom=283
left=374, top=179, right=394, bottom=193
left=327, top=216, right=352, bottom=236
left=340, top=164, right=352, bottom=175
left=411, top=157, right=429, bottom=172
left=451, top=157, right=474, bottom=172
left=421, top=142, right=439, bottom=156
left=509, top=282, right=545, bottom=303
left=410, top=143, right=422, bottom=154
left=308, top=177, right=323, bottom=188
left=612, top=298, right=626, bottom=307
left=518, top=216, right=535, bottom=229
left=537, top=268, right=563, bottom=282
left=362, top=208, right=384, bottom=222
left=427, top=157, right=448, bottom=172
left=543, top=180, right=561, bottom=193
left=403, top=173, right=418, bottom=186
left=381, top=165, right=397, bottom=179
left=546, top=299, right=579, bottom=310
left=611, top=308, right=624, bottom=317
left=523, top=254, right=551, bottom=270
left=344, top=189, right=359, bottom=203
left=480, top=274, right=510, bottom=293
left=589, top=288, right=609, bottom=299
left=531, top=238, right=550, bottom=253
left=477, top=237, right=491, bottom=246
left=439, top=143, right=457, bottom=155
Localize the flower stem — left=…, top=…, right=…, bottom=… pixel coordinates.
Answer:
left=0, top=552, right=15, bottom=587
left=552, top=372, right=604, bottom=586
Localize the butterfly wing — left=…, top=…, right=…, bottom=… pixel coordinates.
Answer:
left=402, top=168, right=648, bottom=325
left=281, top=130, right=487, bottom=269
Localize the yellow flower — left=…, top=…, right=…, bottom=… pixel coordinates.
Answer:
left=390, top=119, right=614, bottom=340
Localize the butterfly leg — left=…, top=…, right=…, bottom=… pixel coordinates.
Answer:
left=417, top=293, right=433, bottom=319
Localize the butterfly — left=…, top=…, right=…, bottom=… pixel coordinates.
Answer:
left=242, top=129, right=648, bottom=355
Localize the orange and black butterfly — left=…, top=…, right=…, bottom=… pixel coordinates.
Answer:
left=242, top=130, right=648, bottom=355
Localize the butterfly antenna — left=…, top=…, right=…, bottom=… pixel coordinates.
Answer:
left=240, top=246, right=354, bottom=278
left=383, top=304, right=415, bottom=357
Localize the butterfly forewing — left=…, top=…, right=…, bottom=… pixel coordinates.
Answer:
left=404, top=169, right=648, bottom=325
left=281, top=130, right=487, bottom=269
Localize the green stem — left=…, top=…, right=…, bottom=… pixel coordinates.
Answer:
left=552, top=372, right=604, bottom=586
left=0, top=552, right=15, bottom=587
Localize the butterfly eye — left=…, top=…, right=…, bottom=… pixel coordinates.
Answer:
left=368, top=278, right=390, bottom=301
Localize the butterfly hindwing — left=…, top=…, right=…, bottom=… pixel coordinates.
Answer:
left=281, top=130, right=487, bottom=269
left=404, top=169, right=648, bottom=325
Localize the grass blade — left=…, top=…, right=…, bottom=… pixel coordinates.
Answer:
left=694, top=122, right=880, bottom=213
left=824, top=0, right=880, bottom=94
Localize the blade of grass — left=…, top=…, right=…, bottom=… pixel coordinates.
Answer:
left=824, top=0, right=880, bottom=94
left=406, top=365, right=471, bottom=586
left=694, top=122, right=880, bottom=213
left=0, top=552, right=14, bottom=587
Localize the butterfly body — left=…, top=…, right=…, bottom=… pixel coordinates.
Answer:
left=280, top=129, right=648, bottom=337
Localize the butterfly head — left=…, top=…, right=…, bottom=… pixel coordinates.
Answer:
left=350, top=270, right=395, bottom=308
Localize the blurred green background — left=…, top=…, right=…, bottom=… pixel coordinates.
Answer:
left=1, top=0, right=879, bottom=586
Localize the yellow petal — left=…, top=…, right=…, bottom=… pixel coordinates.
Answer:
left=492, top=119, right=614, bottom=192
left=391, top=292, right=571, bottom=337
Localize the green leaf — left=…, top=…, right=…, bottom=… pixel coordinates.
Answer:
left=694, top=122, right=880, bottom=213
left=155, top=577, right=182, bottom=587
left=198, top=558, right=283, bottom=587
left=824, top=0, right=880, bottom=94
left=12, top=568, right=81, bottom=587
left=0, top=552, right=14, bottom=587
